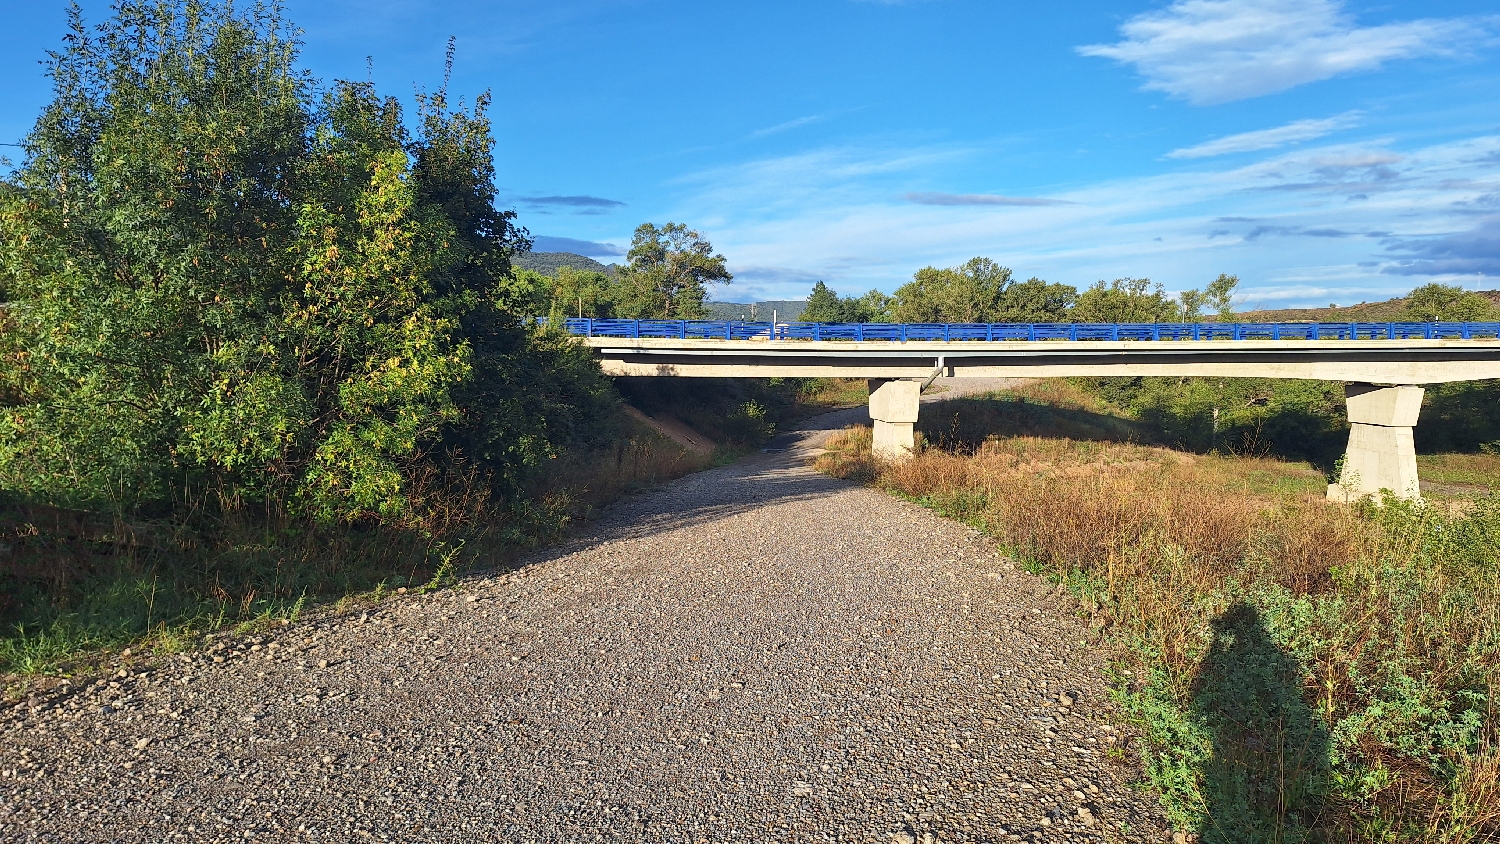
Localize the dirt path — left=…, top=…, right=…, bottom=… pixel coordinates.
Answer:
left=1, top=387, right=1170, bottom=843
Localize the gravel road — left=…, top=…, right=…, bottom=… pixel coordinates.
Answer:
left=1, top=387, right=1171, bottom=843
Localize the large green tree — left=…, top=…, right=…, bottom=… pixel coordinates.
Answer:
left=1071, top=277, right=1183, bottom=323
left=894, top=258, right=1011, bottom=323
left=1178, top=274, right=1239, bottom=322
left=613, top=222, right=731, bottom=318
left=801, top=281, right=892, bottom=323
left=890, top=257, right=1077, bottom=323
left=1401, top=283, right=1498, bottom=322
left=0, top=2, right=614, bottom=524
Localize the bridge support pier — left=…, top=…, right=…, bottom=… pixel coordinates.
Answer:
left=1328, top=383, right=1424, bottom=502
left=868, top=379, right=921, bottom=460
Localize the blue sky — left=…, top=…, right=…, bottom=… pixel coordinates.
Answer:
left=3, top=0, right=1499, bottom=309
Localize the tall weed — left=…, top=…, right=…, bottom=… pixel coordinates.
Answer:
left=816, top=416, right=1500, bottom=841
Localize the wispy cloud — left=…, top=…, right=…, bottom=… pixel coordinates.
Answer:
left=1168, top=112, right=1361, bottom=159
left=519, top=195, right=627, bottom=208
left=746, top=115, right=825, bottom=140
left=656, top=134, right=1500, bottom=304
left=530, top=236, right=625, bottom=257
left=902, top=192, right=1076, bottom=207
left=1244, top=224, right=1359, bottom=240
left=1078, top=0, right=1489, bottom=105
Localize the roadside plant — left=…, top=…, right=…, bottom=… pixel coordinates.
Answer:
left=0, top=1, right=616, bottom=524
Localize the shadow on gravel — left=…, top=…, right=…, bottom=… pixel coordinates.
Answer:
left=1192, top=602, right=1329, bottom=844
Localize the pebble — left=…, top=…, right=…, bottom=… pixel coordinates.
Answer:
left=0, top=394, right=1169, bottom=842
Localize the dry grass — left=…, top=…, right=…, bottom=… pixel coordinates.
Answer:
left=816, top=425, right=1500, bottom=841
left=1418, top=453, right=1500, bottom=491
left=0, top=419, right=711, bottom=680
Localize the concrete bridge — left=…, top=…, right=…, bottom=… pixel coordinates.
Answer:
left=563, top=318, right=1500, bottom=501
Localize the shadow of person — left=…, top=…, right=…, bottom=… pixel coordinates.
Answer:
left=1191, top=602, right=1330, bottom=843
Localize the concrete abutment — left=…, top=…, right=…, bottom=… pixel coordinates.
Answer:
left=867, top=379, right=921, bottom=460
left=1328, top=383, right=1424, bottom=502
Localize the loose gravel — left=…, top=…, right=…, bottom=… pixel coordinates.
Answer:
left=1, top=396, right=1171, bottom=843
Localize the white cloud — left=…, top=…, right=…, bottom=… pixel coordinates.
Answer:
left=746, top=115, right=825, bottom=140
left=653, top=134, right=1500, bottom=305
left=1167, top=112, right=1360, bottom=158
left=902, top=192, right=1076, bottom=206
left=1078, top=0, right=1488, bottom=105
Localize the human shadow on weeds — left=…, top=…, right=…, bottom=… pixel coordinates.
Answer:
left=1192, top=602, right=1330, bottom=844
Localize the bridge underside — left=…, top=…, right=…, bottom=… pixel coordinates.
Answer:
left=589, top=338, right=1500, bottom=384
left=590, top=338, right=1500, bottom=502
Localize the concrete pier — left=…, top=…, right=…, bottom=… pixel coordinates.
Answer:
left=867, top=379, right=921, bottom=460
left=1328, top=383, right=1425, bottom=501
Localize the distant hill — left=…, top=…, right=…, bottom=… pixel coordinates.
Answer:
left=705, top=300, right=807, bottom=321
left=1239, top=290, right=1500, bottom=322
left=514, top=252, right=618, bottom=277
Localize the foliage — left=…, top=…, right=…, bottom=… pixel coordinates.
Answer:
left=999, top=275, right=1082, bottom=322
left=0, top=2, right=622, bottom=526
left=1179, top=273, right=1239, bottom=322
left=612, top=222, right=731, bottom=319
left=1077, top=374, right=1500, bottom=467
left=0, top=1, right=639, bottom=671
left=1071, top=277, right=1184, bottom=323
left=1076, top=377, right=1349, bottom=468
left=613, top=377, right=862, bottom=448
left=801, top=281, right=893, bottom=323
left=893, top=258, right=1016, bottom=322
left=877, top=259, right=1236, bottom=325
left=1401, top=284, right=1499, bottom=322
left=1418, top=381, right=1500, bottom=453
left=539, top=265, right=617, bottom=319
left=817, top=403, right=1500, bottom=842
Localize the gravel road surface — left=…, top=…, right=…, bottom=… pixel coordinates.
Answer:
left=2, top=387, right=1171, bottom=843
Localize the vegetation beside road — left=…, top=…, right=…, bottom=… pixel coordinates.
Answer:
left=0, top=2, right=861, bottom=682
left=816, top=381, right=1500, bottom=842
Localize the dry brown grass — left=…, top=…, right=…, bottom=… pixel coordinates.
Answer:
left=815, top=426, right=1500, bottom=841
left=0, top=418, right=711, bottom=679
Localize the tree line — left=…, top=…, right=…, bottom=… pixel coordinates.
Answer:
left=798, top=260, right=1499, bottom=325
left=803, top=258, right=1236, bottom=324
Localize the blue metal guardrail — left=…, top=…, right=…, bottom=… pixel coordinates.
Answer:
left=546, top=318, right=1500, bottom=342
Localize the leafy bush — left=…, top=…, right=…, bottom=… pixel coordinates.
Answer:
left=0, top=1, right=616, bottom=523
left=0, top=1, right=634, bottom=671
